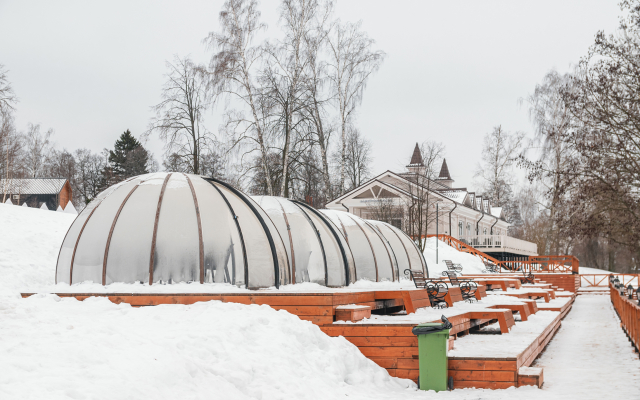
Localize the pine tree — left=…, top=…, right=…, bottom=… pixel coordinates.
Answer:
left=104, top=130, right=149, bottom=185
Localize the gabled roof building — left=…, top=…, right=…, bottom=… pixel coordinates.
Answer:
left=326, top=144, right=537, bottom=260
left=0, top=178, right=73, bottom=210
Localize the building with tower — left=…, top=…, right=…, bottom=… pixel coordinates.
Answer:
left=325, top=143, right=537, bottom=260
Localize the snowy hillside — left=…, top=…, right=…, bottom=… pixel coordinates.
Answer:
left=422, top=237, right=489, bottom=276
left=0, top=202, right=76, bottom=294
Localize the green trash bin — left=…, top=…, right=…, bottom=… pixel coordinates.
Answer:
left=412, top=315, right=452, bottom=392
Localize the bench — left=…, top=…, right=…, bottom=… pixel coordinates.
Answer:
left=482, top=259, right=501, bottom=273
left=404, top=269, right=448, bottom=309
left=441, top=271, right=477, bottom=303
left=443, top=260, right=463, bottom=274
left=522, top=269, right=535, bottom=284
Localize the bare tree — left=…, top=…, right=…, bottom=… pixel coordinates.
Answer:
left=146, top=56, right=211, bottom=175
left=205, top=0, right=274, bottom=194
left=474, top=125, right=525, bottom=225
left=0, top=65, right=19, bottom=202
left=301, top=0, right=334, bottom=203
left=337, top=126, right=371, bottom=191
left=401, top=141, right=448, bottom=251
left=22, top=123, right=53, bottom=178
left=366, top=197, right=403, bottom=229
left=327, top=21, right=384, bottom=194
left=259, top=0, right=322, bottom=197
left=0, top=65, right=17, bottom=115
left=74, top=148, right=106, bottom=206
left=520, top=70, right=578, bottom=255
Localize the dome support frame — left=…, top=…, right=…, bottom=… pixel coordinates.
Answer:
left=102, top=183, right=142, bottom=285
left=205, top=177, right=282, bottom=288
left=183, top=174, right=205, bottom=284
left=205, top=179, right=248, bottom=286
left=345, top=213, right=379, bottom=282
left=292, top=201, right=329, bottom=286
left=149, top=173, right=172, bottom=285
left=292, top=200, right=353, bottom=286
left=365, top=220, right=399, bottom=282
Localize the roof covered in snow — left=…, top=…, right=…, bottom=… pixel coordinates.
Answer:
left=0, top=178, right=68, bottom=195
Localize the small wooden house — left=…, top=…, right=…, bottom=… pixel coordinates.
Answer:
left=0, top=178, right=72, bottom=210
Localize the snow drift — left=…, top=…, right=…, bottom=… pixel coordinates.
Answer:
left=0, top=199, right=421, bottom=399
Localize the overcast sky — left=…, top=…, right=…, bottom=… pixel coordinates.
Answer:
left=0, top=0, right=622, bottom=189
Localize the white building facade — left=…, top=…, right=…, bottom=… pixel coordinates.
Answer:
left=326, top=145, right=537, bottom=260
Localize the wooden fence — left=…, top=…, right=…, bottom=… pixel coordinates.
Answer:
left=581, top=274, right=640, bottom=287
left=610, top=283, right=640, bottom=353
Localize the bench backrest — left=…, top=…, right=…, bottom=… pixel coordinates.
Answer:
left=442, top=270, right=461, bottom=286
left=444, top=260, right=455, bottom=269
left=405, top=269, right=427, bottom=288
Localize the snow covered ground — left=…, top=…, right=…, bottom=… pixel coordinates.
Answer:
left=532, top=295, right=640, bottom=398
left=2, top=203, right=640, bottom=399
left=422, top=237, right=490, bottom=276
left=579, top=266, right=612, bottom=274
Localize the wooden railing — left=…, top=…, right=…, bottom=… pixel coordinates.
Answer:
left=610, top=282, right=640, bottom=352
left=426, top=234, right=579, bottom=274
left=582, top=274, right=640, bottom=287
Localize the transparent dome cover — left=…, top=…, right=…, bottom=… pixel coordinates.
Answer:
left=56, top=173, right=427, bottom=289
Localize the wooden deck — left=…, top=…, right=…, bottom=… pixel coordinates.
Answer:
left=22, top=273, right=576, bottom=390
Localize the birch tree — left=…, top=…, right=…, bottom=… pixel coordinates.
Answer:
left=205, top=0, right=274, bottom=194
left=474, top=125, right=525, bottom=224
left=22, top=123, right=53, bottom=178
left=327, top=21, right=384, bottom=194
left=146, top=56, right=211, bottom=174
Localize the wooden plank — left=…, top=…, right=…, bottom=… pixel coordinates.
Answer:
left=320, top=326, right=415, bottom=337
left=344, top=336, right=418, bottom=347
left=453, top=380, right=516, bottom=389
left=297, top=315, right=334, bottom=325
left=402, top=291, right=416, bottom=314
left=397, top=358, right=419, bottom=370
left=395, top=369, right=419, bottom=380
left=450, top=370, right=516, bottom=382
left=358, top=346, right=419, bottom=358
left=268, top=305, right=334, bottom=316
left=369, top=357, right=398, bottom=369
left=448, top=359, right=518, bottom=371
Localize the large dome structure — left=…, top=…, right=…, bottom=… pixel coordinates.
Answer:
left=56, top=173, right=427, bottom=289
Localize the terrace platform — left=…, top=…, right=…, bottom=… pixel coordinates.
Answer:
left=22, top=274, right=576, bottom=390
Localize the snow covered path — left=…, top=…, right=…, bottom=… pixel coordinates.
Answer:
left=533, top=294, right=640, bottom=398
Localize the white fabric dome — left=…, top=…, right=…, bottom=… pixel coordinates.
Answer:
left=56, top=173, right=428, bottom=289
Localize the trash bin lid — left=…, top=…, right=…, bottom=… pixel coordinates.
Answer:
left=412, top=315, right=452, bottom=335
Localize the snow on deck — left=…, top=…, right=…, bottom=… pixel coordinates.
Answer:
left=533, top=295, right=640, bottom=398
left=449, top=310, right=560, bottom=358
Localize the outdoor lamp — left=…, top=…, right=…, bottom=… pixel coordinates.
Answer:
left=613, top=277, right=620, bottom=287
left=627, top=285, right=634, bottom=299
left=636, top=287, right=640, bottom=305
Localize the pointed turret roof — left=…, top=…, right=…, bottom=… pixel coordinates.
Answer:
left=438, top=159, right=451, bottom=180
left=409, top=143, right=423, bottom=166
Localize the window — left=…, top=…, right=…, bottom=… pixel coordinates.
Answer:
left=458, top=222, right=463, bottom=237
left=483, top=228, right=487, bottom=235
left=466, top=223, right=471, bottom=236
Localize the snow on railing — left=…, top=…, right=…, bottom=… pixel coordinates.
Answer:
left=458, top=235, right=538, bottom=256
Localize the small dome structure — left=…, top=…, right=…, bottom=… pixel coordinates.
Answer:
left=56, top=173, right=428, bottom=289
left=320, top=210, right=427, bottom=282
left=56, top=173, right=289, bottom=289
left=253, top=196, right=356, bottom=286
